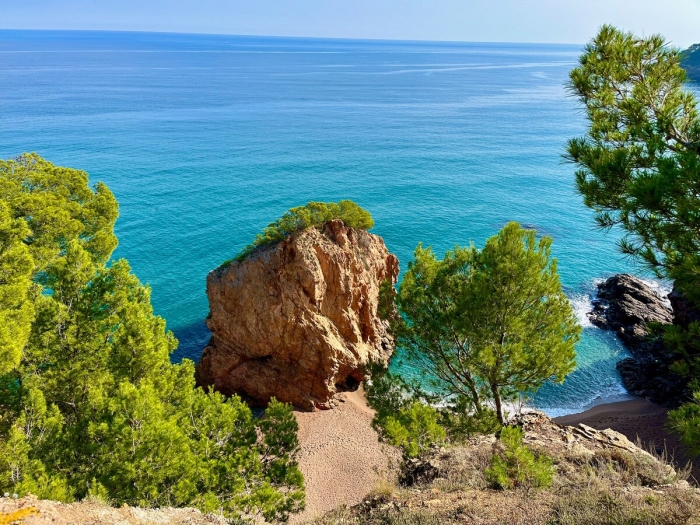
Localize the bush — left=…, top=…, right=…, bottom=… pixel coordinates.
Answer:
left=668, top=388, right=700, bottom=456
left=485, top=426, right=553, bottom=490
left=381, top=402, right=446, bottom=459
left=232, top=200, right=374, bottom=263
left=365, top=364, right=500, bottom=458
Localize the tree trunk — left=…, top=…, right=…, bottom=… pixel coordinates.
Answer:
left=491, top=384, right=505, bottom=426
left=465, top=374, right=482, bottom=413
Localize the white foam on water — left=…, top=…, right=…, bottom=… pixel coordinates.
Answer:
left=569, top=292, right=595, bottom=328
left=637, top=277, right=673, bottom=307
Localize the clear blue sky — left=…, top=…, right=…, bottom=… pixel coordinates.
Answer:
left=2, top=0, right=698, bottom=47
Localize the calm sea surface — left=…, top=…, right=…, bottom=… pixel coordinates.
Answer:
left=1, top=30, right=676, bottom=415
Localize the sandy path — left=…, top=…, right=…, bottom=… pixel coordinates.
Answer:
left=291, top=388, right=399, bottom=523
left=554, top=397, right=698, bottom=483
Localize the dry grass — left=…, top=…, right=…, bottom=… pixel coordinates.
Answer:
left=313, top=418, right=700, bottom=525
left=369, top=479, right=397, bottom=500
left=431, top=446, right=491, bottom=492
left=550, top=485, right=700, bottom=525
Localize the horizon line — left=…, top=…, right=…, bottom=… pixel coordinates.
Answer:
left=0, top=28, right=586, bottom=47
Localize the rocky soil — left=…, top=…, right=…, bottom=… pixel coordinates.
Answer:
left=317, top=412, right=700, bottom=525
left=0, top=496, right=226, bottom=525
left=196, top=220, right=399, bottom=410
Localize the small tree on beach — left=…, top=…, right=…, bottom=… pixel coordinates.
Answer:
left=396, top=222, right=580, bottom=425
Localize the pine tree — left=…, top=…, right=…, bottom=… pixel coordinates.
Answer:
left=0, top=154, right=304, bottom=522
left=397, top=222, right=580, bottom=425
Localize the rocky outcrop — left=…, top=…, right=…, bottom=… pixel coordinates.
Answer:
left=588, top=274, right=672, bottom=354
left=669, top=287, right=700, bottom=327
left=195, top=220, right=399, bottom=410
left=401, top=411, right=685, bottom=488
left=588, top=274, right=686, bottom=405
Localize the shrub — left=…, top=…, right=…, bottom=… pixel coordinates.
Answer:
left=232, top=200, right=374, bottom=263
left=365, top=364, right=500, bottom=459
left=668, top=388, right=700, bottom=456
left=381, top=402, right=446, bottom=459
left=484, top=426, right=553, bottom=490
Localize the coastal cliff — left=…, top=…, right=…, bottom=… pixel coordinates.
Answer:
left=195, top=219, right=399, bottom=410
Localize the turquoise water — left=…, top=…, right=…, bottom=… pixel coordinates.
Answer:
left=0, top=30, right=660, bottom=415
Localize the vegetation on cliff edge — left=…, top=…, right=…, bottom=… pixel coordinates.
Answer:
left=0, top=154, right=304, bottom=522
left=228, top=200, right=374, bottom=265
left=682, top=43, right=700, bottom=82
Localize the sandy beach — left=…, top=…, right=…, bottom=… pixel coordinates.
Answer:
left=290, top=388, right=399, bottom=523
left=554, top=397, right=698, bottom=483
left=291, top=392, right=699, bottom=524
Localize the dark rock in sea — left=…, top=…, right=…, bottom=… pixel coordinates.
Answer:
left=587, top=274, right=672, bottom=356
left=669, top=287, right=700, bottom=327
left=589, top=274, right=686, bottom=406
left=616, top=356, right=687, bottom=407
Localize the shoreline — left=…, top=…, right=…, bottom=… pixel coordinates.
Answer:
left=553, top=397, right=699, bottom=483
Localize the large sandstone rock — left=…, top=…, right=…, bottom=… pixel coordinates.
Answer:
left=195, top=220, right=399, bottom=410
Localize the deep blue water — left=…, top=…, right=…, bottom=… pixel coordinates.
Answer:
left=0, top=30, right=671, bottom=415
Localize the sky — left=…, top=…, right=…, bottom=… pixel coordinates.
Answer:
left=1, top=0, right=699, bottom=47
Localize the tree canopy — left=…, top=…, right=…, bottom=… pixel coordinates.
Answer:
left=568, top=26, right=700, bottom=458
left=395, top=222, right=580, bottom=425
left=567, top=25, right=700, bottom=302
left=0, top=154, right=304, bottom=522
left=232, top=200, right=374, bottom=263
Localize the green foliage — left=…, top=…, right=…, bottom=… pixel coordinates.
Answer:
left=437, top=395, right=501, bottom=442
left=0, top=203, right=34, bottom=374
left=364, top=364, right=445, bottom=458
left=484, top=426, right=553, bottom=490
left=380, top=402, right=446, bottom=459
left=664, top=323, right=700, bottom=382
left=668, top=388, right=700, bottom=456
left=395, top=222, right=580, bottom=425
left=0, top=154, right=304, bottom=522
left=568, top=26, right=700, bottom=460
left=0, top=152, right=118, bottom=374
left=365, top=364, right=499, bottom=458
left=567, top=26, right=700, bottom=302
left=233, top=200, right=374, bottom=263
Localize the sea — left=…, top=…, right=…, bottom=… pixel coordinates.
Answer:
left=1, top=30, right=686, bottom=416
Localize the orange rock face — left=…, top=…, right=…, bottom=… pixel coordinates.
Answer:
left=195, top=220, right=399, bottom=410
